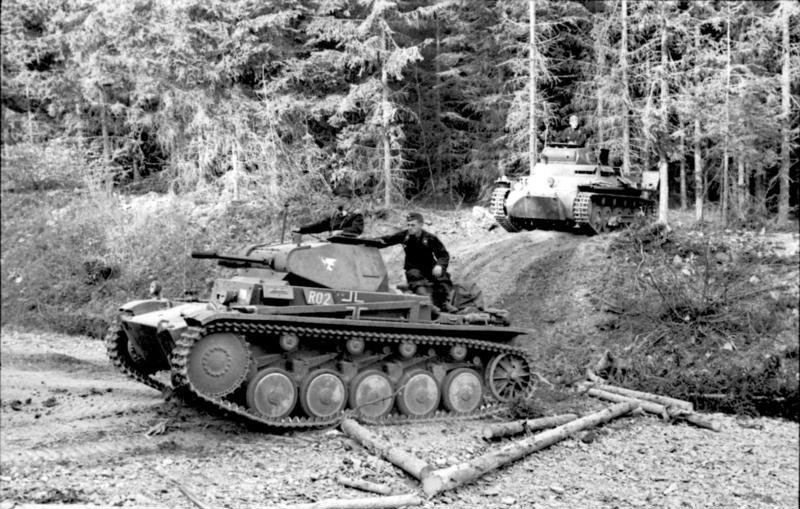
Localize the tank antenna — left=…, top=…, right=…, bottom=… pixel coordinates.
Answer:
left=280, top=201, right=289, bottom=243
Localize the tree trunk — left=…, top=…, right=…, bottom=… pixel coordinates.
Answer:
left=340, top=419, right=432, bottom=481
left=737, top=157, right=747, bottom=218
left=578, top=384, right=669, bottom=419
left=481, top=413, right=578, bottom=440
left=335, top=476, right=394, bottom=496
left=693, top=26, right=704, bottom=222
left=658, top=4, right=669, bottom=224
left=275, top=494, right=423, bottom=509
left=580, top=383, right=721, bottom=432
left=679, top=117, right=687, bottom=210
left=590, top=382, right=693, bottom=412
left=621, top=0, right=631, bottom=177
left=721, top=6, right=731, bottom=226
left=529, top=0, right=537, bottom=174
left=381, top=29, right=392, bottom=209
left=421, top=401, right=637, bottom=497
left=778, top=0, right=791, bottom=225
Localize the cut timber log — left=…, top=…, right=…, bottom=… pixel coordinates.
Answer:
left=578, top=383, right=721, bottom=432
left=335, top=476, right=394, bottom=495
left=593, top=383, right=693, bottom=412
left=481, top=413, right=579, bottom=440
left=577, top=383, right=670, bottom=419
left=674, top=412, right=722, bottom=432
left=273, top=494, right=422, bottom=509
left=340, top=418, right=432, bottom=481
left=421, top=401, right=637, bottom=497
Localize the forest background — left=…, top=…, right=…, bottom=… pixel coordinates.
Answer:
left=1, top=0, right=798, bottom=417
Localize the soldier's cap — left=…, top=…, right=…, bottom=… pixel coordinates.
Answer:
left=406, top=212, right=424, bottom=223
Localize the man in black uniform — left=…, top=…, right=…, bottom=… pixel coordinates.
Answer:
left=378, top=212, right=455, bottom=312
left=557, top=114, right=588, bottom=146
left=293, top=188, right=364, bottom=240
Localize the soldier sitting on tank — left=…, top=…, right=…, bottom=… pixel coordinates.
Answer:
left=556, top=114, right=588, bottom=147
left=377, top=212, right=457, bottom=313
left=292, top=186, right=364, bottom=241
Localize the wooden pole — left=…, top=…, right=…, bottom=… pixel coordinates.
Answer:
left=481, top=413, right=578, bottom=440
left=578, top=383, right=721, bottom=432
left=421, top=401, right=638, bottom=497
left=335, top=476, right=394, bottom=496
left=272, top=494, right=422, bottom=509
left=340, top=418, right=432, bottom=481
left=591, top=383, right=693, bottom=412
left=577, top=383, right=670, bottom=419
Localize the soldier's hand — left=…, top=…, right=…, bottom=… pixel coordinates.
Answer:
left=432, top=265, right=443, bottom=277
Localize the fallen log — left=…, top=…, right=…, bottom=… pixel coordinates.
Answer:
left=578, top=383, right=721, bottom=432
left=593, top=383, right=693, bottom=412
left=335, top=476, right=394, bottom=496
left=0, top=506, right=167, bottom=509
left=273, top=494, right=422, bottom=509
left=577, top=383, right=670, bottom=419
left=673, top=412, right=722, bottom=432
left=340, top=418, right=432, bottom=481
left=481, top=413, right=579, bottom=440
left=421, top=401, right=638, bottom=497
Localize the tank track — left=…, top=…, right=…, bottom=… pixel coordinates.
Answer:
left=572, top=192, right=592, bottom=224
left=573, top=191, right=654, bottom=233
left=490, top=186, right=521, bottom=233
left=170, top=320, right=535, bottom=429
left=106, top=320, right=170, bottom=393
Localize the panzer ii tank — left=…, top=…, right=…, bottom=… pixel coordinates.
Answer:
left=491, top=143, right=659, bottom=234
left=106, top=236, right=536, bottom=429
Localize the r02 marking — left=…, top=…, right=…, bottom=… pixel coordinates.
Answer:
left=307, top=290, right=333, bottom=306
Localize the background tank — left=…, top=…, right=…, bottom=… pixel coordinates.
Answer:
left=490, top=143, right=659, bottom=234
left=106, top=236, right=535, bottom=429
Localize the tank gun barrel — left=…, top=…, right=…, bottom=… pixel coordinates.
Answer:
left=191, top=250, right=274, bottom=267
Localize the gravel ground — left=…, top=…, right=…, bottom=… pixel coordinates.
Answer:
left=1, top=329, right=797, bottom=508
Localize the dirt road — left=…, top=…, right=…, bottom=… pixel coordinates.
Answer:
left=1, top=328, right=796, bottom=508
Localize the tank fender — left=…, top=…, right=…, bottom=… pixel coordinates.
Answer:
left=119, top=299, right=172, bottom=316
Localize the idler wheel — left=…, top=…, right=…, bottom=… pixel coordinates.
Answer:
left=246, top=367, right=297, bottom=418
left=186, top=332, right=251, bottom=397
left=348, top=370, right=394, bottom=418
left=442, top=368, right=484, bottom=414
left=485, top=353, right=534, bottom=402
left=396, top=369, right=440, bottom=417
left=299, top=369, right=347, bottom=418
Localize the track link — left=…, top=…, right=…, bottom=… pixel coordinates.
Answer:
left=170, top=321, right=536, bottom=429
left=573, top=191, right=655, bottom=234
left=490, top=186, right=521, bottom=233
left=105, top=319, right=170, bottom=393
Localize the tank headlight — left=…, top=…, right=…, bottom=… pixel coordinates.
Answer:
left=547, top=177, right=555, bottom=188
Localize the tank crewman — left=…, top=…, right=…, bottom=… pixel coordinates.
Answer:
left=377, top=212, right=457, bottom=313
left=556, top=114, right=588, bottom=146
left=293, top=186, right=364, bottom=240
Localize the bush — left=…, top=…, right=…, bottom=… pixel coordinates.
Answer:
left=0, top=141, right=91, bottom=192
left=594, top=225, right=800, bottom=419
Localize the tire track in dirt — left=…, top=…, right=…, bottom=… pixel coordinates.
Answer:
left=453, top=230, right=586, bottom=307
left=0, top=431, right=217, bottom=468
